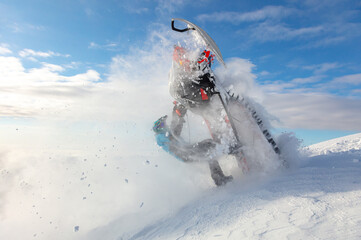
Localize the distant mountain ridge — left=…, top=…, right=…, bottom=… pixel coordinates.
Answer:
left=306, top=132, right=361, bottom=156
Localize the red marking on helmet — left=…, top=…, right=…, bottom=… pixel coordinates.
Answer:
left=175, top=109, right=181, bottom=116
left=200, top=88, right=209, bottom=100
left=204, top=50, right=210, bottom=58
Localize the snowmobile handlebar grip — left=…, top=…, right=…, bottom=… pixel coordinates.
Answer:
left=171, top=19, right=195, bottom=32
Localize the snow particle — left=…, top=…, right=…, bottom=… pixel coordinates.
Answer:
left=125, top=179, right=129, bottom=183
left=74, top=226, right=79, bottom=232
left=140, top=202, right=144, bottom=208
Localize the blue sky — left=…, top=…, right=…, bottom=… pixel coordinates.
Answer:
left=0, top=0, right=360, bottom=145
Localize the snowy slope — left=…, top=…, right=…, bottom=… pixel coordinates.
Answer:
left=87, top=133, right=361, bottom=240
left=306, top=132, right=361, bottom=156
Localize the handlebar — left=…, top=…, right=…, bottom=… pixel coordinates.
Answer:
left=171, top=19, right=195, bottom=32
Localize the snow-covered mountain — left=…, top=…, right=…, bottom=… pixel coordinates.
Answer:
left=87, top=133, right=361, bottom=240
left=306, top=132, right=361, bottom=156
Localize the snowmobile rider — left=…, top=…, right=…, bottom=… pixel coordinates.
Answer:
left=169, top=46, right=237, bottom=148
left=153, top=102, right=233, bottom=186
left=170, top=46, right=217, bottom=109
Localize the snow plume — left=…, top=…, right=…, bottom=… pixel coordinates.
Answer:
left=0, top=27, right=300, bottom=240
left=215, top=57, right=264, bottom=102
left=276, top=132, right=304, bottom=167
left=215, top=59, right=305, bottom=168
left=0, top=29, right=212, bottom=240
left=214, top=57, right=298, bottom=172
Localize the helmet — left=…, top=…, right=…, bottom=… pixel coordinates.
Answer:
left=153, top=115, right=168, bottom=134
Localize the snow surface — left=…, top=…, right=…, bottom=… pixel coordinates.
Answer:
left=1, top=127, right=360, bottom=240
left=83, top=133, right=361, bottom=240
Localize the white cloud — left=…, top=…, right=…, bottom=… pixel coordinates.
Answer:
left=18, top=49, right=70, bottom=59
left=0, top=44, right=12, bottom=55
left=259, top=71, right=270, bottom=76
left=259, top=70, right=361, bottom=131
left=246, top=22, right=324, bottom=42
left=261, top=81, right=296, bottom=93
left=291, top=75, right=324, bottom=84
left=41, top=62, right=65, bottom=72
left=19, top=49, right=51, bottom=58
left=302, top=62, right=341, bottom=74
left=261, top=70, right=361, bottom=100
left=298, top=21, right=361, bottom=49
left=197, top=6, right=295, bottom=23
left=67, top=69, right=100, bottom=83
left=0, top=56, right=25, bottom=74
left=260, top=75, right=325, bottom=93
left=0, top=29, right=179, bottom=122
left=89, top=42, right=98, bottom=48
left=0, top=55, right=100, bottom=118
left=88, top=42, right=118, bottom=51
left=303, top=36, right=346, bottom=48
left=7, top=22, right=45, bottom=33
left=332, top=73, right=361, bottom=85
left=199, top=3, right=361, bottom=48
left=133, top=7, right=149, bottom=14
left=264, top=92, right=361, bottom=131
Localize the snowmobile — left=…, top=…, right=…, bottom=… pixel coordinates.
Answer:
left=169, top=18, right=286, bottom=172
